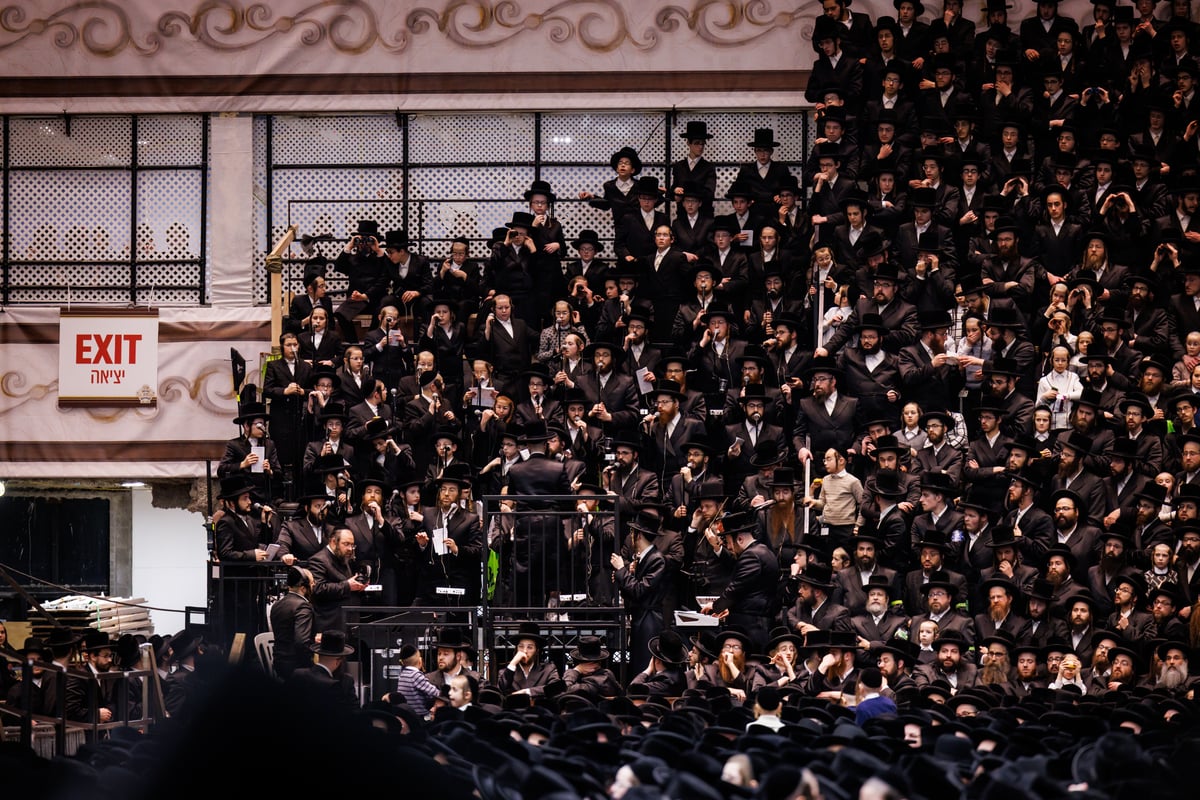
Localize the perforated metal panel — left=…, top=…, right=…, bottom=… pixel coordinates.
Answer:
left=9, top=117, right=132, bottom=168
left=9, top=171, right=133, bottom=258
left=271, top=116, right=405, bottom=165
left=138, top=116, right=206, bottom=167
left=542, top=112, right=667, bottom=165
left=408, top=114, right=536, bottom=164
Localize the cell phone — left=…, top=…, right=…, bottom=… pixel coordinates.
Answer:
left=734, top=436, right=745, bottom=449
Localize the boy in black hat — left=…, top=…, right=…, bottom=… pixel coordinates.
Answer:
left=735, top=128, right=793, bottom=206
left=579, top=146, right=643, bottom=225
left=615, top=176, right=670, bottom=262
left=671, top=120, right=717, bottom=215
left=807, top=19, right=866, bottom=114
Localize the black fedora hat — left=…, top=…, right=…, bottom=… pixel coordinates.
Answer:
left=985, top=524, right=1020, bottom=549
left=312, top=629, right=355, bottom=657
left=354, top=219, right=380, bottom=237
left=680, top=120, right=714, bottom=141
left=796, top=562, right=836, bottom=590
left=748, top=439, right=786, bottom=468
left=633, top=175, right=666, bottom=201
left=523, top=179, right=556, bottom=203
left=513, top=621, right=546, bottom=648
left=873, top=469, right=907, bottom=499
left=747, top=128, right=780, bottom=148
left=384, top=228, right=410, bottom=249
left=507, top=211, right=535, bottom=231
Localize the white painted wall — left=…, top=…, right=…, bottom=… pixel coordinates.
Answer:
left=129, top=487, right=209, bottom=635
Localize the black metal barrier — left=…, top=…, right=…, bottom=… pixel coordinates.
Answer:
left=207, top=495, right=634, bottom=694
left=0, top=659, right=153, bottom=757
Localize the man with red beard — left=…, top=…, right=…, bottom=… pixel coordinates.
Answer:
left=1147, top=641, right=1200, bottom=696
left=1084, top=631, right=1119, bottom=694
left=704, top=629, right=754, bottom=701
left=1043, top=545, right=1090, bottom=617
left=976, top=630, right=1015, bottom=688
left=1100, top=644, right=1140, bottom=695
left=805, top=630, right=860, bottom=700
left=915, top=629, right=977, bottom=692
left=974, top=577, right=1030, bottom=643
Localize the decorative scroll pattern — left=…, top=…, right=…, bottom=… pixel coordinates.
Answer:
left=0, top=0, right=812, bottom=57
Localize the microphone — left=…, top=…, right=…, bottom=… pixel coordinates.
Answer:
left=252, top=502, right=262, bottom=513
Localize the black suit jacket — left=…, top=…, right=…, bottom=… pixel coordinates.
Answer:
left=415, top=505, right=484, bottom=603
left=308, top=546, right=359, bottom=633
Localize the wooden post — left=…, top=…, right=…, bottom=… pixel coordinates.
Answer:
left=265, top=224, right=298, bottom=358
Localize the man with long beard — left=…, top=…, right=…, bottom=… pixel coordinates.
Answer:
left=976, top=631, right=1015, bottom=688
left=1021, top=578, right=1067, bottom=649
left=909, top=573, right=976, bottom=643
left=1149, top=642, right=1200, bottom=695
left=974, top=577, right=1029, bottom=642
left=704, top=629, right=754, bottom=701
left=1072, top=232, right=1128, bottom=294
left=786, top=563, right=851, bottom=635
left=1172, top=525, right=1200, bottom=608
left=1086, top=528, right=1138, bottom=618
left=874, top=639, right=919, bottom=695
left=1065, top=595, right=1101, bottom=664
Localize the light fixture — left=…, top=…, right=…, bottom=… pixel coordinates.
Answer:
left=121, top=481, right=146, bottom=489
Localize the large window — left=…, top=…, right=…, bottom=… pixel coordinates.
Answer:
left=2, top=115, right=209, bottom=305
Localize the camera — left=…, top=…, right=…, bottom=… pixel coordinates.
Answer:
left=354, top=235, right=377, bottom=252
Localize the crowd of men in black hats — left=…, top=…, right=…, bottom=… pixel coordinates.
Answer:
left=20, top=0, right=1200, bottom=790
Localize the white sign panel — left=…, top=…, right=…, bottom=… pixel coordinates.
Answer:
left=58, top=308, right=159, bottom=406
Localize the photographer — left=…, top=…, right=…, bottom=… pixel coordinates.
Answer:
left=333, top=220, right=392, bottom=343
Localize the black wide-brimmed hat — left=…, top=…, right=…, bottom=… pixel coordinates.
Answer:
left=648, top=630, right=691, bottom=666
left=216, top=475, right=256, bottom=501
left=570, top=229, right=604, bottom=252
left=873, top=469, right=907, bottom=499
left=570, top=636, right=611, bottom=662
left=610, top=146, right=642, bottom=174
left=312, top=629, right=355, bottom=657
